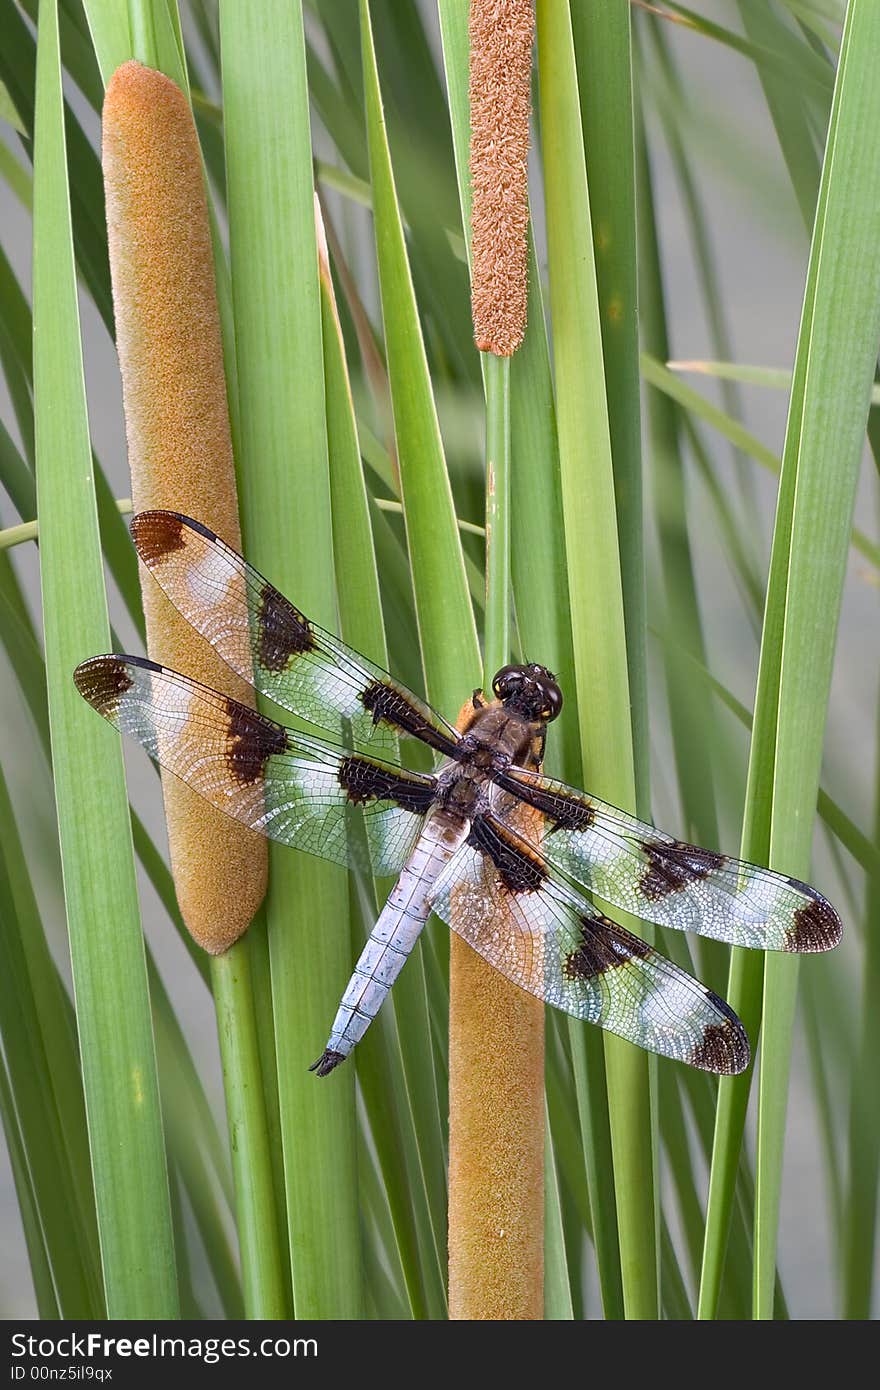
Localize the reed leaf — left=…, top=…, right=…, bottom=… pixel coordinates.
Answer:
left=33, top=0, right=176, bottom=1317
left=536, top=0, right=656, bottom=1320
left=219, top=0, right=361, bottom=1317
left=752, top=0, right=880, bottom=1317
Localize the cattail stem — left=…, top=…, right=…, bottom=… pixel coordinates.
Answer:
left=449, top=0, right=542, bottom=1321
left=210, top=946, right=287, bottom=1317
left=102, top=60, right=285, bottom=1316
left=483, top=351, right=511, bottom=678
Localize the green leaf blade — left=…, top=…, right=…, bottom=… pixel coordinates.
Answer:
left=33, top=0, right=177, bottom=1318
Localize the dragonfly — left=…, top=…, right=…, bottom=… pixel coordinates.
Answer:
left=74, top=510, right=842, bottom=1077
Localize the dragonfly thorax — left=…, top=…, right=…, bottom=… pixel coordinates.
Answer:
left=457, top=701, right=537, bottom=775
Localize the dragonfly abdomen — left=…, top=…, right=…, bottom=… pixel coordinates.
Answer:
left=310, top=811, right=469, bottom=1075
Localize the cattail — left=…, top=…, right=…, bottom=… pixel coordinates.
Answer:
left=450, top=0, right=542, bottom=1321
left=102, top=61, right=266, bottom=954
left=469, top=0, right=534, bottom=356
left=448, top=699, right=544, bottom=1321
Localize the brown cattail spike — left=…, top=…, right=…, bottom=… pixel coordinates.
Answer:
left=469, top=0, right=534, bottom=356
left=103, top=61, right=266, bottom=954
left=448, top=697, right=545, bottom=1319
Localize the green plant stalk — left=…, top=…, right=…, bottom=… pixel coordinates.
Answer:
left=0, top=761, right=104, bottom=1316
left=0, top=498, right=132, bottom=549
left=219, top=0, right=361, bottom=1317
left=570, top=0, right=649, bottom=813
left=361, top=0, right=488, bottom=1315
left=127, top=0, right=157, bottom=67
left=0, top=1051, right=58, bottom=1318
left=841, top=696, right=880, bottom=1317
left=359, top=0, right=480, bottom=707
left=537, top=0, right=656, bottom=1319
left=437, top=0, right=623, bottom=1316
left=151, top=977, right=241, bottom=1318
left=670, top=359, right=880, bottom=408
left=320, top=219, right=447, bottom=1317
left=735, top=0, right=823, bottom=231
left=635, top=102, right=726, bottom=1024
left=33, top=0, right=177, bottom=1317
left=211, top=946, right=288, bottom=1318
left=81, top=1, right=132, bottom=78
left=544, top=1106, right=574, bottom=1320
left=0, top=0, right=114, bottom=335
left=483, top=351, right=510, bottom=685
left=753, top=0, right=880, bottom=1316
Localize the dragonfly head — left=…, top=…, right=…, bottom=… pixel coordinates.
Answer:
left=492, top=663, right=563, bottom=723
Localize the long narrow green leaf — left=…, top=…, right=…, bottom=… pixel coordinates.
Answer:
left=0, top=1048, right=59, bottom=1318
left=636, top=104, right=721, bottom=853
left=670, top=358, right=880, bottom=407
left=219, top=0, right=362, bottom=1317
left=1, top=0, right=114, bottom=334
left=320, top=227, right=447, bottom=1317
left=0, top=761, right=103, bottom=1316
left=79, top=1, right=132, bottom=84
left=544, top=1109, right=574, bottom=1320
left=33, top=0, right=177, bottom=1317
left=211, top=947, right=288, bottom=1318
left=361, top=0, right=484, bottom=1315
left=537, top=0, right=655, bottom=1320
left=359, top=0, right=479, bottom=712
left=754, top=0, right=880, bottom=1317
left=842, top=702, right=880, bottom=1317
left=571, top=0, right=648, bottom=812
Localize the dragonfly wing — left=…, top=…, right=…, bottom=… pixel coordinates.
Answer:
left=428, top=811, right=749, bottom=1074
left=129, top=510, right=461, bottom=758
left=495, top=767, right=841, bottom=953
left=74, top=655, right=436, bottom=876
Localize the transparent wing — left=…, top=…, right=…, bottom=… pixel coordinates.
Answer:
left=495, top=767, right=841, bottom=953
left=74, top=655, right=436, bottom=876
left=129, top=510, right=461, bottom=759
left=428, top=812, right=749, bottom=1074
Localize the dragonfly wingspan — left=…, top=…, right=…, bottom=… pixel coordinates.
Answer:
left=495, top=767, right=841, bottom=953
left=129, top=509, right=461, bottom=759
left=428, top=811, right=749, bottom=1075
left=74, top=654, right=436, bottom=877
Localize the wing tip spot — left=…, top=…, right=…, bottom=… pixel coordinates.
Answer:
left=785, top=883, right=842, bottom=952
left=74, top=654, right=136, bottom=713
left=689, top=996, right=750, bottom=1075
left=130, top=509, right=189, bottom=564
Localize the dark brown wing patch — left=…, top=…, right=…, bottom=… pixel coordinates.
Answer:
left=337, top=755, right=437, bottom=816
left=785, top=882, right=842, bottom=951
left=74, top=655, right=135, bottom=713
left=564, top=917, right=652, bottom=981
left=361, top=680, right=459, bottom=756
left=640, top=840, right=726, bottom=902
left=495, top=768, right=595, bottom=831
left=129, top=509, right=187, bottom=564
left=689, top=1010, right=750, bottom=1074
left=226, top=699, right=290, bottom=785
left=467, top=812, right=547, bottom=894
left=256, top=582, right=315, bottom=671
